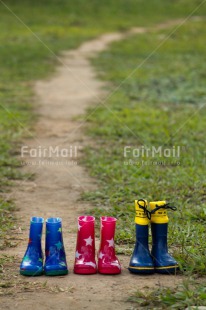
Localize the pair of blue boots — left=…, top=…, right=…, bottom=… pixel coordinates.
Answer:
left=20, top=217, right=68, bottom=276
left=128, top=199, right=178, bottom=275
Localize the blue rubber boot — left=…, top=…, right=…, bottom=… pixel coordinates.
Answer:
left=44, top=217, right=68, bottom=276
left=128, top=200, right=154, bottom=274
left=150, top=201, right=178, bottom=274
left=20, top=217, right=44, bottom=276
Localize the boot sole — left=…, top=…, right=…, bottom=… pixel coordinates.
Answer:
left=20, top=270, right=43, bottom=276
left=155, top=265, right=178, bottom=274
left=128, top=266, right=154, bottom=274
left=44, top=270, right=68, bottom=276
left=98, top=269, right=121, bottom=275
left=74, top=269, right=97, bottom=275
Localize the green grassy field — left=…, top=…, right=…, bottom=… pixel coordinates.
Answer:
left=86, top=18, right=206, bottom=270
left=0, top=0, right=206, bottom=306
left=82, top=14, right=206, bottom=308
left=1, top=0, right=205, bottom=244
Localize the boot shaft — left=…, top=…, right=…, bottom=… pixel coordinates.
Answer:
left=134, top=200, right=151, bottom=253
left=20, top=217, right=44, bottom=276
left=150, top=202, right=178, bottom=273
left=74, top=216, right=97, bottom=274
left=135, top=223, right=150, bottom=247
left=98, top=216, right=121, bottom=274
left=45, top=217, right=64, bottom=248
left=44, top=217, right=68, bottom=275
left=28, top=217, right=44, bottom=245
left=45, top=217, right=66, bottom=260
left=150, top=201, right=173, bottom=253
left=135, top=199, right=150, bottom=225
left=76, top=215, right=95, bottom=249
left=99, top=216, right=118, bottom=260
left=100, top=216, right=116, bottom=243
left=128, top=218, right=154, bottom=274
left=151, top=223, right=168, bottom=252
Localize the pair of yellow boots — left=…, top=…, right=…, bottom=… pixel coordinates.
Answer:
left=128, top=200, right=178, bottom=274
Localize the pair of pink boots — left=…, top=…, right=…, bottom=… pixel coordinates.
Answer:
left=74, top=216, right=121, bottom=275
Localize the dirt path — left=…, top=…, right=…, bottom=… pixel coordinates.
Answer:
left=1, top=23, right=184, bottom=310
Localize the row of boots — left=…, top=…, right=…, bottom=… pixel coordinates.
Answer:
left=20, top=216, right=121, bottom=276
left=20, top=200, right=178, bottom=276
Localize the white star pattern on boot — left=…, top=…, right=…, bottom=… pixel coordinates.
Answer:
left=111, top=262, right=121, bottom=269
left=78, top=223, right=82, bottom=231
left=107, top=238, right=114, bottom=247
left=84, top=262, right=96, bottom=269
left=84, top=236, right=93, bottom=246
left=75, top=251, right=81, bottom=259
left=98, top=251, right=104, bottom=259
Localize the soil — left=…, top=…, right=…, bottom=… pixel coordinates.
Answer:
left=1, top=23, right=184, bottom=310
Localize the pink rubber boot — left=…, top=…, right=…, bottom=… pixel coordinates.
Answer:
left=98, top=216, right=121, bottom=274
left=74, top=216, right=97, bottom=274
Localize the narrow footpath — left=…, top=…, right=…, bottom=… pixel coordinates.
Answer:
left=1, top=21, right=183, bottom=310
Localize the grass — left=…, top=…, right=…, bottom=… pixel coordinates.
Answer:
left=84, top=17, right=206, bottom=274
left=1, top=0, right=205, bottom=247
left=81, top=13, right=206, bottom=309
left=128, top=279, right=206, bottom=309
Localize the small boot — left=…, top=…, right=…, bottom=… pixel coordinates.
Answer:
left=150, top=201, right=178, bottom=274
left=98, top=216, right=121, bottom=274
left=74, top=215, right=97, bottom=274
left=20, top=217, right=44, bottom=276
left=128, top=199, right=154, bottom=274
left=44, top=217, right=68, bottom=276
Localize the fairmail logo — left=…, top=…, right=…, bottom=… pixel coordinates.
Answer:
left=21, top=145, right=78, bottom=158
left=124, top=146, right=181, bottom=158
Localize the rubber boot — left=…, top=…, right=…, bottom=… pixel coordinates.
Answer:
left=150, top=201, right=178, bottom=274
left=98, top=216, right=121, bottom=274
left=128, top=200, right=154, bottom=274
left=74, top=215, right=97, bottom=274
left=44, top=217, right=68, bottom=276
left=20, top=217, right=44, bottom=276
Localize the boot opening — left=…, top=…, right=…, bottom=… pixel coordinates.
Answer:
left=31, top=217, right=44, bottom=224
left=101, top=216, right=117, bottom=223
left=78, top=215, right=95, bottom=222
left=46, top=217, right=62, bottom=224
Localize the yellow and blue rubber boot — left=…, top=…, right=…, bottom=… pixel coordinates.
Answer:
left=44, top=218, right=68, bottom=276
left=20, top=217, right=44, bottom=276
left=150, top=201, right=178, bottom=274
left=128, top=199, right=154, bottom=274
